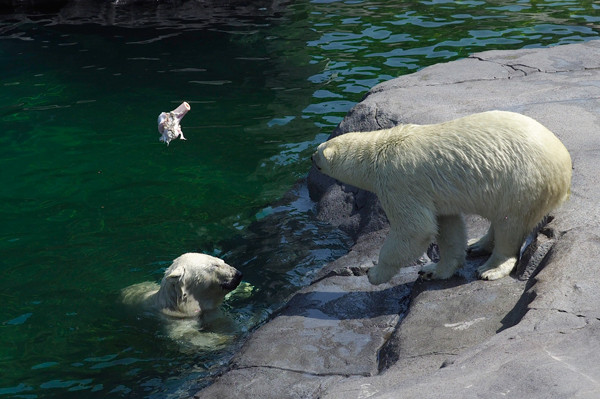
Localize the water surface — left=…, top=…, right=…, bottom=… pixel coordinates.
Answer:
left=0, top=0, right=598, bottom=397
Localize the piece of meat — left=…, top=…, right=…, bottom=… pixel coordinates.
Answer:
left=158, top=102, right=190, bottom=145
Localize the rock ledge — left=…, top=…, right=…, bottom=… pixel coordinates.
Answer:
left=196, top=40, right=600, bottom=399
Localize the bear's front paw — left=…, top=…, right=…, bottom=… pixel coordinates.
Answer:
left=418, top=262, right=457, bottom=280
left=367, top=265, right=395, bottom=285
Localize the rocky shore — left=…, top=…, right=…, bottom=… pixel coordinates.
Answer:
left=197, top=40, right=600, bottom=398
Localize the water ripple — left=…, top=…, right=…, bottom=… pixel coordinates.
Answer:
left=4, top=312, right=32, bottom=326
left=0, top=1, right=598, bottom=398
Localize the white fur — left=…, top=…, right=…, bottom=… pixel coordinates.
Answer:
left=312, top=111, right=572, bottom=283
left=122, top=253, right=242, bottom=319
left=122, top=253, right=243, bottom=350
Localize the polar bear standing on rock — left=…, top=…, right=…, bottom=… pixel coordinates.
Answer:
left=312, top=111, right=572, bottom=284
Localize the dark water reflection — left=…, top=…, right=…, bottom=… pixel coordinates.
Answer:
left=0, top=0, right=598, bottom=397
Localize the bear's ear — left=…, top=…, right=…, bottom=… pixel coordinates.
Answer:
left=166, top=267, right=184, bottom=283
left=323, top=146, right=335, bottom=161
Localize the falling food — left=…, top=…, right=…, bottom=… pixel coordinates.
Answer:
left=158, top=102, right=190, bottom=145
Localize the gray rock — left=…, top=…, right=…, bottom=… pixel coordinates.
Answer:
left=196, top=40, right=600, bottom=399
left=232, top=273, right=413, bottom=377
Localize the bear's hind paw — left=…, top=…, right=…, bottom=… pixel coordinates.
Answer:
left=477, top=258, right=515, bottom=280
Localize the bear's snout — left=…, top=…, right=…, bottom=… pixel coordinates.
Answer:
left=221, top=269, right=243, bottom=291
left=311, top=152, right=321, bottom=171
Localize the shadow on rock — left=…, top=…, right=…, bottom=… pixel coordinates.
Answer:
left=282, top=280, right=413, bottom=321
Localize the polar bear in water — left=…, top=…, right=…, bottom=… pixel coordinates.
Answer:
left=312, top=111, right=572, bottom=284
left=122, top=253, right=243, bottom=350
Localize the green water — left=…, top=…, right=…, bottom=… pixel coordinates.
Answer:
left=1, top=1, right=598, bottom=397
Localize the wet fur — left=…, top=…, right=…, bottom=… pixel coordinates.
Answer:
left=122, top=253, right=242, bottom=349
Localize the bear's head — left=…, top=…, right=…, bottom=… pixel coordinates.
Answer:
left=312, top=141, right=337, bottom=176
left=157, top=253, right=242, bottom=318
left=312, top=134, right=376, bottom=192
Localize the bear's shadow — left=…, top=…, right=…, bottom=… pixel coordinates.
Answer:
left=281, top=254, right=492, bottom=322
left=279, top=214, right=550, bottom=324
left=280, top=283, right=411, bottom=321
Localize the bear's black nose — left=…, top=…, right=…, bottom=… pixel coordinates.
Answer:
left=311, top=154, right=321, bottom=171
left=221, top=270, right=243, bottom=291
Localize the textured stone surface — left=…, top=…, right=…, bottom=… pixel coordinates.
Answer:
left=196, top=40, right=600, bottom=399
left=231, top=274, right=412, bottom=377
